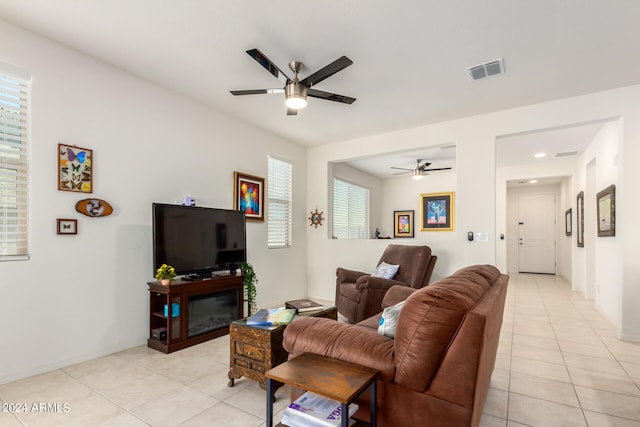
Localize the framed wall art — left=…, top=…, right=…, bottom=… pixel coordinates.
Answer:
left=565, top=208, right=572, bottom=236
left=58, top=143, right=93, bottom=193
left=420, top=192, right=454, bottom=231
left=56, top=218, right=77, bottom=235
left=577, top=191, right=584, bottom=247
left=596, top=184, right=615, bottom=237
left=233, top=171, right=264, bottom=222
left=393, top=210, right=414, bottom=238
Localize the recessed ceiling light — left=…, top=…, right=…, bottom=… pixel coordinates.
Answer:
left=534, top=152, right=546, bottom=158
left=529, top=180, right=538, bottom=184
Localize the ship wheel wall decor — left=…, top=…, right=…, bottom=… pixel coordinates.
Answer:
left=309, top=209, right=324, bottom=228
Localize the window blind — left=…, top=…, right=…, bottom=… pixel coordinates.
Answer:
left=268, top=156, right=292, bottom=248
left=332, top=178, right=369, bottom=239
left=0, top=64, right=30, bottom=260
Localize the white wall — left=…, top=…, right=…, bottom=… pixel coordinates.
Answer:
left=307, top=121, right=497, bottom=301
left=380, top=171, right=458, bottom=282
left=308, top=85, right=640, bottom=342
left=0, top=20, right=307, bottom=384
left=558, top=177, right=573, bottom=281
left=573, top=121, right=621, bottom=328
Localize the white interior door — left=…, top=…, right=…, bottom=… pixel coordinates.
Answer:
left=517, top=193, right=556, bottom=274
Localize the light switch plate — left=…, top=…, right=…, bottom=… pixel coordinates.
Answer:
left=474, top=232, right=489, bottom=242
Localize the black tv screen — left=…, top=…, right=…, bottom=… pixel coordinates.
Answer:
left=152, top=203, right=246, bottom=277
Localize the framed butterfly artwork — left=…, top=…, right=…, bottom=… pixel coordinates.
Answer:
left=57, top=218, right=77, bottom=235
left=58, top=143, right=93, bottom=193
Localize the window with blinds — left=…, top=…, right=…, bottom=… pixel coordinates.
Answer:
left=332, top=178, right=369, bottom=239
left=267, top=156, right=292, bottom=248
left=1, top=63, right=30, bottom=261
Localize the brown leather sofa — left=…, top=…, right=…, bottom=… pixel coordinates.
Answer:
left=284, top=264, right=508, bottom=427
left=335, top=244, right=437, bottom=323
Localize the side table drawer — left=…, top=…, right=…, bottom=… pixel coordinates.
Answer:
left=235, top=341, right=266, bottom=362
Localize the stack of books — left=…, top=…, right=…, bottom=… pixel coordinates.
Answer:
left=245, top=308, right=296, bottom=327
left=281, top=391, right=358, bottom=427
left=285, top=298, right=324, bottom=314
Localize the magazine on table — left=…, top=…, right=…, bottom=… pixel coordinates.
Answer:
left=281, top=412, right=356, bottom=427
left=245, top=308, right=296, bottom=326
left=283, top=391, right=359, bottom=427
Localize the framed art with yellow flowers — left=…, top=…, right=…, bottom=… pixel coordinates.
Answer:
left=58, top=143, right=93, bottom=193
left=233, top=171, right=264, bottom=222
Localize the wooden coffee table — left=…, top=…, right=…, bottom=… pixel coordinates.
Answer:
left=265, top=352, right=378, bottom=427
left=227, top=306, right=337, bottom=398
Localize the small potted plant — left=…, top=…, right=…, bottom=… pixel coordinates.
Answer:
left=240, top=262, right=258, bottom=315
left=155, top=263, right=176, bottom=286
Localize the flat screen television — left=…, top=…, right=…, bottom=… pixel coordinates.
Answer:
left=152, top=203, right=246, bottom=278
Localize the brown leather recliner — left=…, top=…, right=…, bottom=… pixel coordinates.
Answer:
left=335, top=244, right=437, bottom=323
left=285, top=265, right=509, bottom=427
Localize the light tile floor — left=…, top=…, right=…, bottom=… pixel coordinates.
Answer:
left=1, top=274, right=639, bottom=426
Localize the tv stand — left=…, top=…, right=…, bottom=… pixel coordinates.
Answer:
left=146, top=275, right=244, bottom=353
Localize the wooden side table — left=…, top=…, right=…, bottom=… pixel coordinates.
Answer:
left=228, top=306, right=338, bottom=399
left=265, top=352, right=378, bottom=427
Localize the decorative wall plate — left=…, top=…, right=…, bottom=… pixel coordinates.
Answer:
left=75, top=198, right=113, bottom=217
left=309, top=209, right=324, bottom=228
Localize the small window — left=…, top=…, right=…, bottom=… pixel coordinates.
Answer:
left=332, top=178, right=369, bottom=239
left=268, top=156, right=292, bottom=248
left=1, top=63, right=30, bottom=261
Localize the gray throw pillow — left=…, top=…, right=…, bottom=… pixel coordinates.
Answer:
left=372, top=261, right=399, bottom=279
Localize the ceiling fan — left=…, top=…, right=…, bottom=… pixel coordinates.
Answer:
left=391, top=159, right=452, bottom=180
left=230, top=48, right=356, bottom=115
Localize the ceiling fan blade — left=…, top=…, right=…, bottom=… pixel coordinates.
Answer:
left=390, top=166, right=413, bottom=171
left=230, top=88, right=285, bottom=96
left=423, top=167, right=453, bottom=172
left=300, top=56, right=353, bottom=88
left=246, top=49, right=290, bottom=84
left=286, top=108, right=298, bottom=116
left=417, top=162, right=432, bottom=170
left=393, top=171, right=410, bottom=175
left=308, top=89, right=356, bottom=104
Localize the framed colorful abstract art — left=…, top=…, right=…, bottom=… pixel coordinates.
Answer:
left=393, top=210, right=414, bottom=238
left=58, top=143, right=92, bottom=193
left=233, top=171, right=264, bottom=222
left=420, top=192, right=455, bottom=231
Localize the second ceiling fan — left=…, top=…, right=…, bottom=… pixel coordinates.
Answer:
left=230, top=48, right=356, bottom=115
left=391, top=159, right=452, bottom=180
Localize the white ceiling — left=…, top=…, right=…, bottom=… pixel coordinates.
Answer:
left=0, top=1, right=637, bottom=177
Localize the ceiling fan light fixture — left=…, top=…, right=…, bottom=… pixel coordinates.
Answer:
left=285, top=82, right=308, bottom=110
left=412, top=170, right=424, bottom=180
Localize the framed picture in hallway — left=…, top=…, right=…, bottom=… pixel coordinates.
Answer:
left=565, top=208, right=572, bottom=236
left=596, top=185, right=615, bottom=237
left=576, top=191, right=584, bottom=247
left=233, top=171, right=264, bottom=222
left=420, top=192, right=454, bottom=231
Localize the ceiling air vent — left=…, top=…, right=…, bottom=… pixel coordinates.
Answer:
left=467, top=58, right=505, bottom=80
left=556, top=151, right=579, bottom=158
